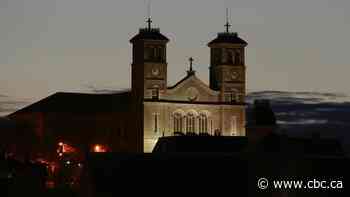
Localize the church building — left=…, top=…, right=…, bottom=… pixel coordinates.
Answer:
left=136, top=19, right=248, bottom=152
left=7, top=16, right=248, bottom=155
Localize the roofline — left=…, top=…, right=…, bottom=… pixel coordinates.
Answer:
left=130, top=38, right=169, bottom=43
left=167, top=74, right=192, bottom=90
left=144, top=99, right=247, bottom=106
left=8, top=91, right=132, bottom=117
left=208, top=42, right=248, bottom=47
left=7, top=92, right=58, bottom=117
left=129, top=28, right=170, bottom=43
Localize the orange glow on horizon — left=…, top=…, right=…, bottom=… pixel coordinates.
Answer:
left=93, top=144, right=107, bottom=153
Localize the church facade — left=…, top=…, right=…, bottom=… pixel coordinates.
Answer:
left=7, top=20, right=248, bottom=154
left=130, top=23, right=248, bottom=152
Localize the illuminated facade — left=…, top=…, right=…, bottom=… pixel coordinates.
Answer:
left=130, top=22, right=248, bottom=152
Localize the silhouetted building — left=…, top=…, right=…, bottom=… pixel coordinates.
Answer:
left=246, top=99, right=278, bottom=141
left=153, top=134, right=343, bottom=156
left=83, top=137, right=346, bottom=197
left=251, top=99, right=277, bottom=126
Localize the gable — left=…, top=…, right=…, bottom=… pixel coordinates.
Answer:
left=165, top=74, right=220, bottom=102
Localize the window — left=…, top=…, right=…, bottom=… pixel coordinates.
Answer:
left=231, top=93, right=236, bottom=102
left=152, top=47, right=157, bottom=60
left=225, top=90, right=241, bottom=103
left=225, top=93, right=231, bottom=102
left=173, top=113, right=183, bottom=133
left=154, top=113, right=159, bottom=133
left=133, top=46, right=137, bottom=62
left=222, top=48, right=227, bottom=63
left=161, top=47, right=166, bottom=62
left=199, top=114, right=208, bottom=133
left=152, top=88, right=159, bottom=100
left=186, top=113, right=196, bottom=133
left=227, top=49, right=235, bottom=65
left=212, top=48, right=221, bottom=64
left=214, top=129, right=222, bottom=136
left=236, top=93, right=242, bottom=103
left=144, top=47, right=150, bottom=60
left=157, top=47, right=163, bottom=62
left=225, top=92, right=236, bottom=103
left=235, top=51, right=241, bottom=65
left=232, top=116, right=237, bottom=136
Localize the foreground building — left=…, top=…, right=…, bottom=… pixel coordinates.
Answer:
left=7, top=16, right=248, bottom=154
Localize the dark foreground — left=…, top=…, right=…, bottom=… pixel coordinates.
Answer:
left=84, top=153, right=348, bottom=197
left=1, top=153, right=349, bottom=196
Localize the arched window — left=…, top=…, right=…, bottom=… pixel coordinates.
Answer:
left=212, top=48, right=221, bottom=64
left=144, top=47, right=150, bottom=60
left=173, top=113, right=183, bottom=133
left=199, top=114, right=208, bottom=133
left=222, top=48, right=227, bottom=63
left=157, top=47, right=163, bottom=62
left=232, top=116, right=237, bottom=136
left=227, top=49, right=235, bottom=65
left=153, top=113, right=159, bottom=133
left=152, top=47, right=157, bottom=60
left=235, top=50, right=241, bottom=65
left=186, top=113, right=196, bottom=133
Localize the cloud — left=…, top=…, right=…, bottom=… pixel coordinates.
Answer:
left=248, top=91, right=350, bottom=125
left=247, top=91, right=350, bottom=105
left=248, top=91, right=350, bottom=151
left=82, top=84, right=130, bottom=94
left=0, top=95, right=29, bottom=116
left=277, top=119, right=329, bottom=125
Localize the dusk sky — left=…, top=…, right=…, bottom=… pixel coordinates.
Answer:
left=1, top=0, right=350, bottom=113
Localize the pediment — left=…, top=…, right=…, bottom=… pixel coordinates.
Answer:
left=165, top=74, right=220, bottom=102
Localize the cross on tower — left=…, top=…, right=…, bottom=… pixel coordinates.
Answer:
left=225, top=7, right=231, bottom=33
left=187, top=57, right=195, bottom=75
left=225, top=22, right=231, bottom=33
left=146, top=17, right=152, bottom=30
left=189, top=57, right=194, bottom=72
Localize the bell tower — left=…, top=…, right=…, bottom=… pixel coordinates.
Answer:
left=130, top=17, right=169, bottom=100
left=129, top=12, right=169, bottom=152
left=208, top=11, right=247, bottom=103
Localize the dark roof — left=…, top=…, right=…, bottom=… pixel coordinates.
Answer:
left=9, top=91, right=132, bottom=115
left=208, top=32, right=247, bottom=45
left=130, top=28, right=169, bottom=43
left=167, top=74, right=192, bottom=90
left=0, top=117, right=17, bottom=129
left=153, top=136, right=248, bottom=153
